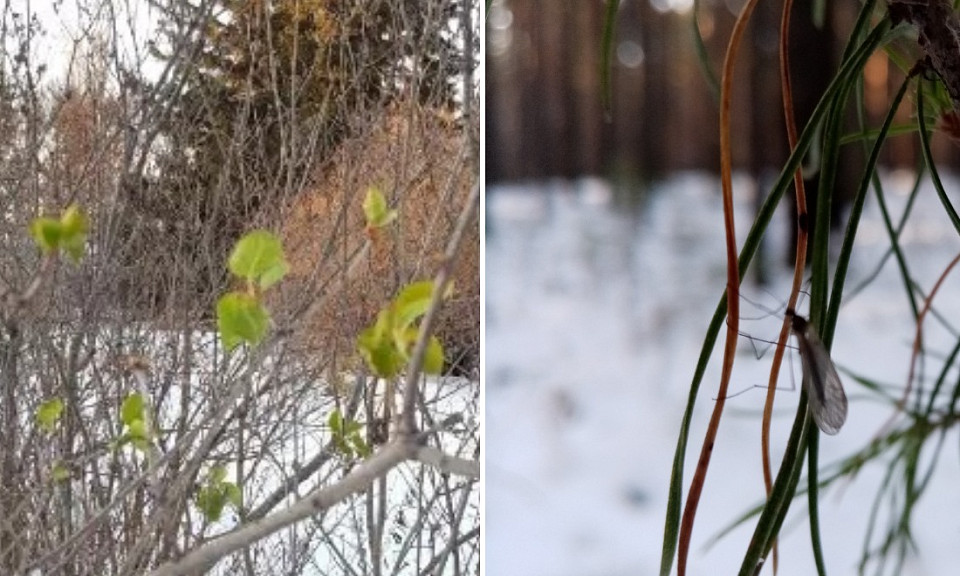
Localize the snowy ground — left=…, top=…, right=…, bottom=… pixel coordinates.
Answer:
left=485, top=171, right=960, bottom=576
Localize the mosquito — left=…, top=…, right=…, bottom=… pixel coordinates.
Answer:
left=786, top=308, right=848, bottom=435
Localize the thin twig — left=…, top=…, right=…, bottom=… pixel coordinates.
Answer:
left=400, top=183, right=480, bottom=436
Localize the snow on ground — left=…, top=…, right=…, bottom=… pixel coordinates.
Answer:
left=485, top=171, right=960, bottom=576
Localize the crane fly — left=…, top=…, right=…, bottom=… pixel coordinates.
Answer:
left=786, top=308, right=848, bottom=435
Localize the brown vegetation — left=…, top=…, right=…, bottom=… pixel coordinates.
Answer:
left=281, top=101, right=479, bottom=376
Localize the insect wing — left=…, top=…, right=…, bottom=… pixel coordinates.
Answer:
left=794, top=319, right=848, bottom=435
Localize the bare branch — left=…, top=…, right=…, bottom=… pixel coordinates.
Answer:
left=411, top=445, right=479, bottom=479
left=147, top=440, right=412, bottom=576
left=400, top=183, right=480, bottom=435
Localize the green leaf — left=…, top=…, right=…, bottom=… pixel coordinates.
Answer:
left=36, top=398, right=64, bottom=433
left=59, top=205, right=88, bottom=262
left=356, top=281, right=454, bottom=378
left=328, top=408, right=351, bottom=456
left=362, top=186, right=386, bottom=222
left=194, top=465, right=241, bottom=521
left=358, top=318, right=404, bottom=378
left=329, top=409, right=370, bottom=459
left=131, top=436, right=151, bottom=452
left=423, top=335, right=445, bottom=375
left=363, top=186, right=398, bottom=228
left=344, top=418, right=363, bottom=436
left=59, top=205, right=88, bottom=236
left=227, top=230, right=288, bottom=288
left=257, top=259, right=289, bottom=290
left=30, top=218, right=62, bottom=253
left=116, top=393, right=154, bottom=453
left=196, top=480, right=240, bottom=521
left=61, top=234, right=86, bottom=262
left=392, top=281, right=453, bottom=338
left=394, top=326, right=420, bottom=359
left=196, top=486, right=226, bottom=522
left=29, top=206, right=88, bottom=261
left=217, top=292, right=270, bottom=350
left=328, top=409, right=344, bottom=433
left=393, top=281, right=435, bottom=331
left=209, top=464, right=227, bottom=484
left=224, top=482, right=242, bottom=507
left=51, top=462, right=70, bottom=482
left=114, top=431, right=150, bottom=452
left=128, top=419, right=149, bottom=440
left=120, top=393, right=146, bottom=426
left=349, top=432, right=371, bottom=458
left=332, top=436, right=352, bottom=457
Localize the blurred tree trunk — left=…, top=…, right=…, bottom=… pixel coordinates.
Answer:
left=486, top=31, right=504, bottom=182
left=750, top=0, right=786, bottom=285
left=609, top=0, right=644, bottom=181
left=571, top=2, right=607, bottom=176
left=487, top=1, right=613, bottom=181
left=785, top=0, right=861, bottom=266
left=638, top=0, right=669, bottom=179
left=533, top=1, right=568, bottom=177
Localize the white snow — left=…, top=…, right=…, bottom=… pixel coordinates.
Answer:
left=486, top=171, right=960, bottom=576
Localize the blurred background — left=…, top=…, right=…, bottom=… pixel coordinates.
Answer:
left=486, top=1, right=960, bottom=575
left=487, top=0, right=960, bottom=184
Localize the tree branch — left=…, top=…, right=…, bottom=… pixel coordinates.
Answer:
left=400, top=183, right=480, bottom=435
left=147, top=440, right=412, bottom=576
left=147, top=411, right=478, bottom=575
left=411, top=445, right=479, bottom=479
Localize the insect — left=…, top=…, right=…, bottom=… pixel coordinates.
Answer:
left=786, top=308, right=848, bottom=435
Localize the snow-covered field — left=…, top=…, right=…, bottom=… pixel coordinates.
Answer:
left=485, top=171, right=960, bottom=576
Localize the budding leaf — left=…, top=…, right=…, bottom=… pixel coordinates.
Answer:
left=423, top=335, right=445, bottom=375
left=328, top=408, right=344, bottom=433
left=36, top=398, right=64, bottom=433
left=217, top=292, right=270, bottom=350
left=30, top=218, right=62, bottom=253
left=60, top=205, right=88, bottom=236
left=120, top=393, right=145, bottom=427
left=349, top=432, right=372, bottom=458
left=29, top=206, right=88, bottom=261
left=228, top=230, right=288, bottom=289
left=357, top=280, right=454, bottom=378
left=363, top=187, right=398, bottom=229
left=224, top=482, right=242, bottom=507
left=195, top=466, right=241, bottom=521
left=328, top=409, right=371, bottom=459
left=393, top=281, right=435, bottom=333
left=59, top=205, right=89, bottom=262
left=357, top=310, right=405, bottom=378
left=209, top=464, right=228, bottom=484
left=128, top=419, right=148, bottom=440
left=196, top=485, right=226, bottom=522
left=52, top=462, right=70, bottom=482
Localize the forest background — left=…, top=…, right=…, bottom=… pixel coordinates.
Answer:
left=487, top=0, right=960, bottom=182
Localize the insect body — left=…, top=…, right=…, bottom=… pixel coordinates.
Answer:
left=787, top=309, right=848, bottom=435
